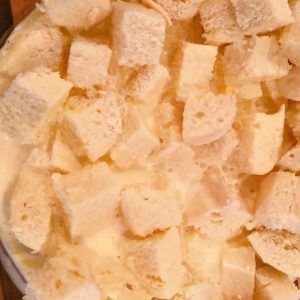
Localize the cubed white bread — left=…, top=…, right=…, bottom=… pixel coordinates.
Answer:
left=110, top=106, right=159, bottom=168
left=67, top=38, right=112, bottom=89
left=0, top=69, right=72, bottom=145
left=223, top=36, right=291, bottom=85
left=199, top=0, right=243, bottom=45
left=254, top=171, right=300, bottom=234
left=0, top=12, right=67, bottom=77
left=254, top=265, right=300, bottom=300
left=52, top=162, right=123, bottom=239
left=175, top=42, right=218, bottom=102
left=10, top=167, right=53, bottom=253
left=126, top=228, right=185, bottom=299
left=154, top=102, right=182, bottom=143
left=81, top=217, right=125, bottom=261
left=277, top=67, right=300, bottom=101
left=42, top=0, right=111, bottom=30
left=24, top=254, right=101, bottom=300
left=238, top=106, right=285, bottom=175
left=113, top=1, right=166, bottom=67
left=154, top=0, right=203, bottom=20
left=150, top=142, right=203, bottom=190
left=248, top=229, right=300, bottom=277
left=183, top=283, right=223, bottom=300
left=263, top=80, right=281, bottom=100
left=127, top=64, right=169, bottom=109
left=277, top=144, right=300, bottom=172
left=194, top=129, right=239, bottom=170
left=185, top=173, right=252, bottom=240
left=183, top=231, right=222, bottom=285
left=231, top=0, right=293, bottom=35
left=91, top=258, right=151, bottom=300
left=26, top=146, right=52, bottom=171
left=183, top=92, right=237, bottom=145
left=61, top=91, right=123, bottom=162
left=280, top=1, right=300, bottom=67
left=51, top=131, right=81, bottom=173
left=221, top=246, right=256, bottom=300
left=121, top=184, right=182, bottom=237
left=231, top=82, right=262, bottom=100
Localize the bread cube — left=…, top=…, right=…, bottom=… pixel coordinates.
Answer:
left=231, top=0, right=293, bottom=35
left=175, top=42, right=218, bottom=102
left=277, top=67, right=300, bottom=101
left=280, top=1, right=300, bottom=68
left=183, top=283, right=223, bottom=300
left=0, top=12, right=67, bottom=77
left=126, top=228, right=185, bottom=299
left=150, top=142, right=203, bottom=190
left=51, top=131, right=81, bottom=173
left=183, top=232, right=222, bottom=285
left=113, top=1, right=166, bottom=67
left=255, top=265, right=300, bottom=300
left=254, top=171, right=300, bottom=234
left=10, top=167, right=53, bottom=252
left=0, top=75, right=10, bottom=97
left=0, top=69, right=72, bottom=145
left=52, top=162, right=123, bottom=239
left=67, top=38, right=112, bottom=88
left=277, top=144, right=300, bottom=173
left=199, top=0, right=243, bottom=45
left=248, top=229, right=300, bottom=277
left=61, top=91, right=123, bottom=162
left=121, top=184, right=182, bottom=237
left=26, top=146, right=51, bottom=171
left=42, top=0, right=111, bottom=30
left=128, top=64, right=169, bottom=109
left=110, top=106, right=159, bottom=168
left=154, top=0, right=203, bottom=20
left=221, top=246, right=256, bottom=299
left=223, top=36, right=291, bottom=85
left=231, top=82, right=262, bottom=100
left=183, top=92, right=237, bottom=145
left=238, top=106, right=285, bottom=175
left=185, top=173, right=252, bottom=240
left=24, top=254, right=101, bottom=300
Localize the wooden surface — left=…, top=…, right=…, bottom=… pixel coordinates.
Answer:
left=10, top=0, right=38, bottom=24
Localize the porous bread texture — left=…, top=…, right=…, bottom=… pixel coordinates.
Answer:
left=221, top=246, right=256, bottom=300
left=185, top=173, right=252, bottom=241
left=199, top=0, right=244, bottom=45
left=67, top=38, right=112, bottom=89
left=154, top=0, right=204, bottom=21
left=277, top=144, right=300, bottom=173
left=223, top=36, right=291, bottom=85
left=10, top=167, right=53, bottom=253
left=121, top=183, right=183, bottom=237
left=175, top=42, right=218, bottom=102
left=24, top=252, right=101, bottom=300
left=277, top=66, right=300, bottom=101
left=110, top=105, right=159, bottom=168
left=42, top=0, right=112, bottom=30
left=181, top=283, right=223, bottom=300
left=254, top=265, right=300, bottom=300
left=280, top=1, right=300, bottom=67
left=0, top=12, right=67, bottom=77
left=254, top=171, right=300, bottom=234
left=0, top=69, right=72, bottom=145
left=113, top=1, right=166, bottom=67
left=52, top=162, right=123, bottom=239
left=183, top=92, right=237, bottom=146
left=248, top=229, right=300, bottom=277
left=126, top=228, right=185, bottom=299
left=231, top=0, right=293, bottom=35
left=51, top=131, right=81, bottom=173
left=60, top=90, right=123, bottom=162
left=238, top=106, right=285, bottom=175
